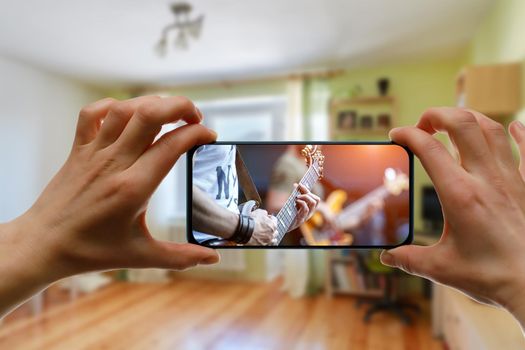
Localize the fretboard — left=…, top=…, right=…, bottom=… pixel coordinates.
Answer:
left=274, top=164, right=320, bottom=244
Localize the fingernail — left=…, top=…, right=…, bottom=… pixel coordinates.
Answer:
left=200, top=254, right=219, bottom=265
left=195, top=107, right=203, bottom=122
left=511, top=121, right=524, bottom=143
left=388, top=128, right=400, bottom=140
left=380, top=250, right=395, bottom=266
left=208, top=128, right=218, bottom=139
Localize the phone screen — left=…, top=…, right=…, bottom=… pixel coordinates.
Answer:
left=187, top=142, right=413, bottom=248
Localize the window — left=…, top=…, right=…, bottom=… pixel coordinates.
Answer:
left=170, top=96, right=287, bottom=219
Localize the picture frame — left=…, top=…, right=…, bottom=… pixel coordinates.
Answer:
left=337, top=110, right=357, bottom=130
left=329, top=96, right=398, bottom=139
left=360, top=115, right=373, bottom=129
left=377, top=113, right=391, bottom=129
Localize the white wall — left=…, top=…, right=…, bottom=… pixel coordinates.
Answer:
left=0, top=56, right=101, bottom=221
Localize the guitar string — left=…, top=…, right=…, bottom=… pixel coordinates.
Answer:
left=280, top=167, right=310, bottom=225
left=280, top=171, right=306, bottom=222
left=284, top=164, right=316, bottom=220
left=276, top=162, right=319, bottom=240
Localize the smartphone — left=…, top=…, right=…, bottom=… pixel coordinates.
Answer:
left=187, top=142, right=413, bottom=248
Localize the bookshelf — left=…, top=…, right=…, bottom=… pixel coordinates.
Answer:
left=325, top=250, right=383, bottom=298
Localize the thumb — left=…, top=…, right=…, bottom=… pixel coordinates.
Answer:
left=380, top=245, right=434, bottom=278
left=509, top=120, right=525, bottom=179
left=143, top=241, right=220, bottom=270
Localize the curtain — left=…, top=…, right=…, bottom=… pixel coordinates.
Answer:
left=281, top=77, right=330, bottom=297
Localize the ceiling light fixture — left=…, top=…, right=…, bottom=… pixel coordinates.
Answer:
left=155, top=2, right=204, bottom=56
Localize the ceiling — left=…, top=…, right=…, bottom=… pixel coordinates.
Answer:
left=0, top=0, right=495, bottom=86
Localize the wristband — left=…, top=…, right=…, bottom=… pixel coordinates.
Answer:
left=230, top=213, right=255, bottom=244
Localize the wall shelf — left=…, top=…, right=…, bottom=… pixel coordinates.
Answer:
left=329, top=95, right=399, bottom=140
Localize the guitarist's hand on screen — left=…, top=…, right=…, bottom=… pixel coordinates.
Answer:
left=290, top=183, right=321, bottom=230
left=381, top=107, right=525, bottom=330
left=0, top=96, right=219, bottom=318
left=247, top=209, right=278, bottom=245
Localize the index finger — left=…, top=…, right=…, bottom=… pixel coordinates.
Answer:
left=390, top=126, right=466, bottom=190
left=417, top=108, right=494, bottom=174
left=115, top=96, right=202, bottom=162
left=296, top=183, right=309, bottom=193
left=74, top=97, right=116, bottom=146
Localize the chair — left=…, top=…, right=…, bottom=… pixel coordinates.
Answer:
left=358, top=251, right=420, bottom=325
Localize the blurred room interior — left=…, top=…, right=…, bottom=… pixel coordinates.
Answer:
left=0, top=0, right=524, bottom=349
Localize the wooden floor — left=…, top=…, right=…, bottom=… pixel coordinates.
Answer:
left=3, top=285, right=75, bottom=324
left=0, top=279, right=443, bottom=350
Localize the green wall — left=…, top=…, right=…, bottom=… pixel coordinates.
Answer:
left=469, top=0, right=525, bottom=64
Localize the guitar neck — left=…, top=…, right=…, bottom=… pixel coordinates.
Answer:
left=335, top=186, right=389, bottom=229
left=274, top=165, right=320, bottom=244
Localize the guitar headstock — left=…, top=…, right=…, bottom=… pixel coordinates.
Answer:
left=301, top=145, right=324, bottom=179
left=383, top=168, right=409, bottom=195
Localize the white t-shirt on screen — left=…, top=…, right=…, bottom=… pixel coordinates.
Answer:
left=192, top=144, right=239, bottom=243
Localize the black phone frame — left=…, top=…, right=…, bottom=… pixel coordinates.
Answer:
left=186, top=141, right=414, bottom=249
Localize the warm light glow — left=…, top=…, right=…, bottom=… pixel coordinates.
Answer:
left=385, top=167, right=396, bottom=181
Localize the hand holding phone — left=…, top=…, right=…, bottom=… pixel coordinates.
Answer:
left=381, top=108, right=525, bottom=329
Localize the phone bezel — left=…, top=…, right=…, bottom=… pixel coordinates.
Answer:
left=186, top=141, right=414, bottom=249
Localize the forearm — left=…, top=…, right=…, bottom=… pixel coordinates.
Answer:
left=192, top=187, right=238, bottom=239
left=0, top=216, right=61, bottom=318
